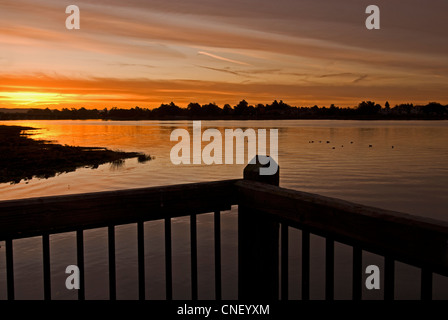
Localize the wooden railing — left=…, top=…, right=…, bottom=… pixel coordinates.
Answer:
left=1, top=157, right=447, bottom=300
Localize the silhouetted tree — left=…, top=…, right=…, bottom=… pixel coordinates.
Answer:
left=1, top=100, right=447, bottom=120
left=153, top=102, right=183, bottom=118
left=357, top=101, right=381, bottom=115
left=201, top=102, right=222, bottom=116
left=187, top=102, right=202, bottom=116
left=222, top=104, right=233, bottom=115
left=421, top=102, right=446, bottom=116
left=393, top=103, right=413, bottom=115
left=233, top=100, right=249, bottom=116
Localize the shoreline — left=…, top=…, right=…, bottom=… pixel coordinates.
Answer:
left=1, top=116, right=448, bottom=121
left=0, top=125, right=151, bottom=184
left=1, top=117, right=448, bottom=122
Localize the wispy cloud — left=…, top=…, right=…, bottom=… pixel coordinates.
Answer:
left=352, top=74, right=368, bottom=83
left=317, top=73, right=354, bottom=78
left=198, top=51, right=251, bottom=66
left=197, top=65, right=249, bottom=77
left=109, top=63, right=155, bottom=69
left=1, top=73, right=447, bottom=109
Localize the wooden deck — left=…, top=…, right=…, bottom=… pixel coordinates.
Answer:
left=1, top=157, right=447, bottom=300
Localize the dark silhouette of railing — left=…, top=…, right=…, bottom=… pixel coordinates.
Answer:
left=1, top=158, right=447, bottom=300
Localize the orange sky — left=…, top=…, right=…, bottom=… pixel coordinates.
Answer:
left=1, top=0, right=448, bottom=109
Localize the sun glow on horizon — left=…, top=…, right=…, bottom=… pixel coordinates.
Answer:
left=1, top=91, right=75, bottom=106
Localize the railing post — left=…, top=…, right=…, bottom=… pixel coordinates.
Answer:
left=238, top=156, right=280, bottom=300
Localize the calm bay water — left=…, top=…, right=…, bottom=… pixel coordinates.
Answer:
left=0, top=120, right=447, bottom=300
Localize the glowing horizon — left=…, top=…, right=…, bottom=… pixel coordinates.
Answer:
left=1, top=0, right=448, bottom=109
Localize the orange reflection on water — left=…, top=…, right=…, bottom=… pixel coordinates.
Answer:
left=1, top=119, right=448, bottom=224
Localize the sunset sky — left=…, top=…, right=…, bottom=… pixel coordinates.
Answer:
left=1, top=0, right=447, bottom=109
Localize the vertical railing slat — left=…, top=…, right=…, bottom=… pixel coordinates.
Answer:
left=190, top=214, right=198, bottom=300
left=76, top=229, right=85, bottom=300
left=301, top=229, right=310, bottom=300
left=42, top=233, right=51, bottom=300
left=165, top=218, right=172, bottom=300
left=108, top=225, right=116, bottom=300
left=214, top=211, right=222, bottom=300
left=325, top=237, right=334, bottom=300
left=352, top=246, right=362, bottom=300
left=137, top=221, right=145, bottom=300
left=281, top=223, right=288, bottom=300
left=6, top=238, right=14, bottom=300
left=384, top=256, right=395, bottom=300
left=421, top=268, right=432, bottom=300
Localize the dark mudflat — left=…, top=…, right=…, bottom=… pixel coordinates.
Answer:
left=0, top=125, right=151, bottom=184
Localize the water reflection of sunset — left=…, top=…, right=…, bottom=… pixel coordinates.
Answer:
left=3, top=120, right=448, bottom=224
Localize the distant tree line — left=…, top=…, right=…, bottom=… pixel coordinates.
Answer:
left=1, top=100, right=447, bottom=120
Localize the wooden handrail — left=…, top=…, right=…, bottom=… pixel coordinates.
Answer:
left=1, top=174, right=447, bottom=275
left=236, top=179, right=448, bottom=277
left=0, top=179, right=239, bottom=240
